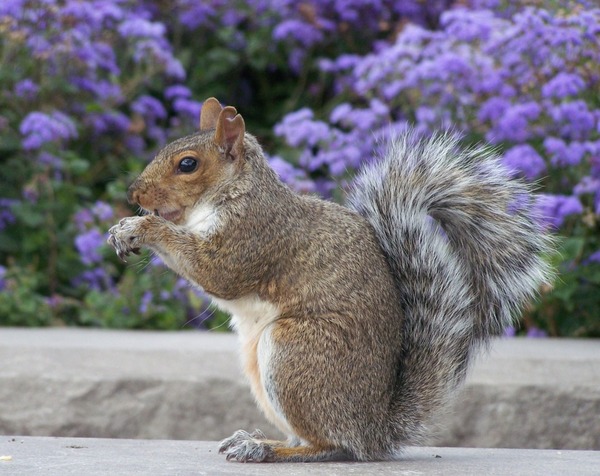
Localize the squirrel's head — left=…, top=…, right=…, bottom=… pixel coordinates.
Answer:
left=127, top=98, right=247, bottom=225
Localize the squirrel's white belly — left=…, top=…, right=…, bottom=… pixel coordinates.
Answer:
left=211, top=294, right=294, bottom=436
left=256, top=326, right=295, bottom=435
left=211, top=294, right=280, bottom=341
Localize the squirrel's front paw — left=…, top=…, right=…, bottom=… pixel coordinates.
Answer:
left=107, top=215, right=159, bottom=262
left=218, top=429, right=273, bottom=462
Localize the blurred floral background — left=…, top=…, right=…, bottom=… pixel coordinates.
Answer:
left=0, top=0, right=598, bottom=336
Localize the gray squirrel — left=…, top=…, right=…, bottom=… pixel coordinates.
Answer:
left=108, top=98, right=553, bottom=462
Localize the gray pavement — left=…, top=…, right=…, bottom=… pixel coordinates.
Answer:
left=1, top=436, right=598, bottom=476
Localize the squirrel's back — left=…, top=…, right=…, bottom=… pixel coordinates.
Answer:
left=349, top=131, right=554, bottom=446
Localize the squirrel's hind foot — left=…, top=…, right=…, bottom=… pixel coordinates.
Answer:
left=218, top=428, right=348, bottom=463
left=218, top=429, right=273, bottom=462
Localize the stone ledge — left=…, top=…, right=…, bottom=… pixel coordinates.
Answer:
left=0, top=328, right=598, bottom=449
left=1, top=437, right=599, bottom=476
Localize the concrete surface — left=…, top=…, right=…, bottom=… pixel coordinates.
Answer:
left=0, top=328, right=598, bottom=450
left=437, top=337, right=600, bottom=449
left=1, top=437, right=599, bottom=476
left=0, top=329, right=280, bottom=441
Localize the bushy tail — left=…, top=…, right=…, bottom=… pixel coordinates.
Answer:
left=348, top=132, right=554, bottom=445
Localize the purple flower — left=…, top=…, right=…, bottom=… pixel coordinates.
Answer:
left=544, top=137, right=586, bottom=167
left=71, top=78, right=123, bottom=102
left=502, top=144, right=547, bottom=180
left=526, top=327, right=548, bottom=338
left=165, top=85, right=192, bottom=100
left=478, top=97, right=511, bottom=123
left=273, top=20, right=323, bottom=48
left=176, top=1, right=218, bottom=30
left=341, top=107, right=381, bottom=131
left=173, top=97, right=202, bottom=120
left=550, top=100, right=595, bottom=141
left=268, top=155, right=317, bottom=194
left=574, top=177, right=600, bottom=214
left=86, top=111, right=131, bottom=135
left=88, top=42, right=120, bottom=75
left=139, top=290, right=153, bottom=314
left=330, top=103, right=352, bottom=124
left=14, top=79, right=39, bottom=99
left=91, top=201, right=114, bottom=221
left=588, top=250, right=600, bottom=264
left=147, top=125, right=167, bottom=145
left=535, top=194, right=584, bottom=230
left=73, top=267, right=112, bottom=292
left=150, top=255, right=164, bottom=267
left=574, top=176, right=600, bottom=196
left=132, top=95, right=167, bottom=121
left=162, top=55, right=185, bottom=80
left=19, top=111, right=78, bottom=150
left=37, top=152, right=63, bottom=168
left=118, top=19, right=165, bottom=39
left=274, top=108, right=331, bottom=147
left=131, top=40, right=185, bottom=80
left=160, top=290, right=171, bottom=300
left=75, top=228, right=106, bottom=265
left=542, top=72, right=586, bottom=99
left=441, top=9, right=497, bottom=42
left=0, top=199, right=18, bottom=231
left=74, top=209, right=94, bottom=231
left=489, top=102, right=541, bottom=143
left=124, top=135, right=145, bottom=155
left=416, top=106, right=438, bottom=126
left=327, top=54, right=361, bottom=72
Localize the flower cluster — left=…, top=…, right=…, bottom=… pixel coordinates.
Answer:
left=277, top=6, right=600, bottom=234
left=270, top=0, right=455, bottom=70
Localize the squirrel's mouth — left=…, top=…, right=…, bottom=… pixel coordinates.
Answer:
left=154, top=208, right=182, bottom=223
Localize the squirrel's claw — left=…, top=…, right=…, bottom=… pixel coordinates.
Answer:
left=107, top=222, right=139, bottom=262
left=218, top=429, right=273, bottom=463
left=106, top=233, right=122, bottom=261
left=222, top=440, right=274, bottom=463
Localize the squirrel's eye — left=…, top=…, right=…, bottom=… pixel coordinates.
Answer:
left=178, top=157, right=198, bottom=173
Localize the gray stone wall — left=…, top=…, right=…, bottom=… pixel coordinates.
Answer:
left=0, top=329, right=598, bottom=450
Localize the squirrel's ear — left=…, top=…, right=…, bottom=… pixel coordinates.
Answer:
left=214, top=106, right=245, bottom=160
left=199, top=97, right=224, bottom=131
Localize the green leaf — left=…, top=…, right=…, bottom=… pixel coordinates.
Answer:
left=559, top=237, right=585, bottom=260
left=17, top=209, right=45, bottom=227
left=68, top=159, right=90, bottom=175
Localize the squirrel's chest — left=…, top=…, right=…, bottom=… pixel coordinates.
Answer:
left=211, top=294, right=292, bottom=435
left=211, top=294, right=280, bottom=340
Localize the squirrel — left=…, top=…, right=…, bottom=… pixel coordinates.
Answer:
left=108, top=97, right=553, bottom=462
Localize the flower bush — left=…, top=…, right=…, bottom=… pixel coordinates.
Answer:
left=0, top=0, right=209, bottom=328
left=274, top=4, right=600, bottom=336
left=0, top=0, right=598, bottom=336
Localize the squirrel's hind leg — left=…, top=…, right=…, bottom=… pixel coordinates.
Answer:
left=218, top=429, right=346, bottom=462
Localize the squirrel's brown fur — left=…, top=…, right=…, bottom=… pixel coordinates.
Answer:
left=108, top=98, right=553, bottom=462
